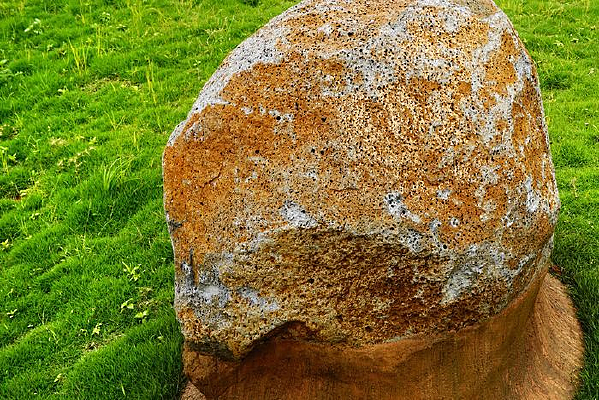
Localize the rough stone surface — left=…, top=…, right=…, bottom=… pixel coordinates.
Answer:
left=163, top=0, right=560, bottom=361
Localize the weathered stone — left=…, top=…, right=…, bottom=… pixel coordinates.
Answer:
left=163, top=0, right=582, bottom=397
left=164, top=0, right=558, bottom=359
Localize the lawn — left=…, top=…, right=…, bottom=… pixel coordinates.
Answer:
left=0, top=0, right=597, bottom=399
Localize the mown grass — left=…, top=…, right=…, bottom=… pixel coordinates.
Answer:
left=0, top=0, right=597, bottom=398
left=0, top=0, right=295, bottom=398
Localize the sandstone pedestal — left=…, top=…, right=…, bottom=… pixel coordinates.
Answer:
left=164, top=0, right=584, bottom=398
left=179, top=273, right=582, bottom=399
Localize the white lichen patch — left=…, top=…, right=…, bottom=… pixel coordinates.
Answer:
left=238, top=287, right=280, bottom=312
left=384, top=192, right=422, bottom=224
left=443, top=266, right=476, bottom=303
left=437, top=188, right=451, bottom=200
left=280, top=200, right=318, bottom=228
left=176, top=263, right=232, bottom=330
left=317, top=23, right=334, bottom=36
left=269, top=109, right=294, bottom=123
left=198, top=284, right=227, bottom=302
left=524, top=176, right=541, bottom=214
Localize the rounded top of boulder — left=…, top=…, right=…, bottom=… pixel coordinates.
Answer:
left=163, top=0, right=560, bottom=360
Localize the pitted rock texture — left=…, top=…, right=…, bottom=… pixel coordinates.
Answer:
left=163, top=0, right=560, bottom=361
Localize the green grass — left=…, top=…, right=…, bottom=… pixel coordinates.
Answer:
left=0, top=0, right=295, bottom=398
left=0, top=0, right=597, bottom=398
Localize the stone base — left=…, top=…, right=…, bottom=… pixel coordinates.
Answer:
left=181, top=381, right=206, bottom=400
left=181, top=272, right=584, bottom=399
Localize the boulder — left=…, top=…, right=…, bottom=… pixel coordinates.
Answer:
left=163, top=0, right=583, bottom=398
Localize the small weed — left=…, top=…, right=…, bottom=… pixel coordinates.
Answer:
left=0, top=145, right=17, bottom=172
left=100, top=157, right=132, bottom=192
left=1, top=239, right=11, bottom=251
left=69, top=40, right=90, bottom=76
left=23, top=18, right=42, bottom=35
left=100, top=11, right=111, bottom=23
left=57, top=144, right=96, bottom=172
left=54, top=373, right=64, bottom=383
left=134, top=309, right=149, bottom=322
left=106, top=111, right=126, bottom=132
left=145, top=60, right=157, bottom=105
left=126, top=0, right=144, bottom=31
left=120, top=298, right=135, bottom=311
left=92, top=322, right=102, bottom=336
left=570, top=177, right=579, bottom=198
left=122, top=261, right=141, bottom=282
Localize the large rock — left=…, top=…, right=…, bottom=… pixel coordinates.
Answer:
left=164, top=0, right=558, bottom=359
left=164, top=0, right=582, bottom=398
left=164, top=0, right=559, bottom=359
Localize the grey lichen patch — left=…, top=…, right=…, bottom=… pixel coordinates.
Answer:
left=396, top=228, right=425, bottom=254
left=176, top=264, right=230, bottom=306
left=175, top=254, right=234, bottom=334
left=454, top=0, right=498, bottom=17
left=441, top=242, right=510, bottom=304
